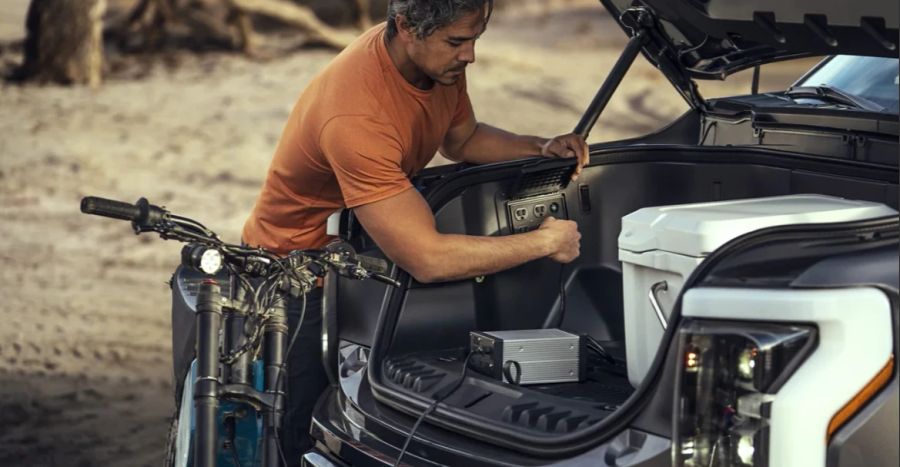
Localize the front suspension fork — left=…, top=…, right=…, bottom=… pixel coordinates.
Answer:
left=195, top=280, right=289, bottom=467
left=194, top=280, right=223, bottom=467
left=262, top=297, right=288, bottom=467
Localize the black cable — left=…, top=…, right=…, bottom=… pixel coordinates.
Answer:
left=502, top=360, right=522, bottom=385
left=219, top=269, right=264, bottom=364
left=557, top=263, right=567, bottom=327
left=230, top=441, right=243, bottom=467
left=220, top=274, right=280, bottom=364
left=676, top=34, right=710, bottom=64
left=169, top=214, right=218, bottom=239
left=583, top=335, right=628, bottom=378
left=394, top=351, right=479, bottom=467
left=281, top=293, right=308, bottom=384
left=584, top=334, right=616, bottom=365
left=540, top=263, right=568, bottom=329
left=586, top=343, right=615, bottom=364
left=227, top=263, right=256, bottom=305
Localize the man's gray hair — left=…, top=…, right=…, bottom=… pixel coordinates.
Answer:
left=385, top=0, right=494, bottom=41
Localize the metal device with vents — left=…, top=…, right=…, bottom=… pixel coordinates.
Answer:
left=469, top=329, right=585, bottom=385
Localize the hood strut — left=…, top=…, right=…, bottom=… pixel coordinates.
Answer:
left=574, top=26, right=648, bottom=140
left=575, top=8, right=706, bottom=140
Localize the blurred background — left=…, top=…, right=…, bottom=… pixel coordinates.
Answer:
left=0, top=0, right=816, bottom=465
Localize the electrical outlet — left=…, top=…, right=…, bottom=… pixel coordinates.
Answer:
left=514, top=207, right=528, bottom=221
left=506, top=193, right=567, bottom=234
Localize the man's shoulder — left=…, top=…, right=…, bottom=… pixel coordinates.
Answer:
left=310, top=28, right=387, bottom=115
left=328, top=25, right=385, bottom=82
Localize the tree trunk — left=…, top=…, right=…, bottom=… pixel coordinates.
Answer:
left=19, top=0, right=107, bottom=86
left=229, top=0, right=356, bottom=49
left=353, top=0, right=372, bottom=30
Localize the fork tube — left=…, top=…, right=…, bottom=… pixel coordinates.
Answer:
left=262, top=295, right=288, bottom=467
left=195, top=280, right=222, bottom=467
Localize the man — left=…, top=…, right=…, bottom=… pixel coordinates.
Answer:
left=242, top=0, right=587, bottom=459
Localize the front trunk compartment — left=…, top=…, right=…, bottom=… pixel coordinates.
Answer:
left=360, top=144, right=898, bottom=455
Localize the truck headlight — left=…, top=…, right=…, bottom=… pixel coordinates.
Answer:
left=673, top=319, right=817, bottom=467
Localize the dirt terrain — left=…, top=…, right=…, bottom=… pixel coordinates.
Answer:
left=0, top=1, right=813, bottom=465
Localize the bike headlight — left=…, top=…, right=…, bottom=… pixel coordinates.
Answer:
left=199, top=249, right=223, bottom=275
left=674, top=319, right=817, bottom=467
left=182, top=244, right=224, bottom=275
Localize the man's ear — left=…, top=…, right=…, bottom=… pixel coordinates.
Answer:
left=394, top=14, right=415, bottom=43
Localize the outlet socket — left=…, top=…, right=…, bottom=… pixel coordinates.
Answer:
left=506, top=193, right=567, bottom=234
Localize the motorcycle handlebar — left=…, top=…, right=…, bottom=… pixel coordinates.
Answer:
left=81, top=196, right=169, bottom=231
left=80, top=196, right=401, bottom=288
left=80, top=196, right=142, bottom=221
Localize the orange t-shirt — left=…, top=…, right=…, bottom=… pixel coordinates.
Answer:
left=242, top=24, right=473, bottom=255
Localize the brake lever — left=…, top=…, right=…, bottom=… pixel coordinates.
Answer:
left=299, top=250, right=400, bottom=287
left=338, top=263, right=400, bottom=287
left=370, top=272, right=401, bottom=288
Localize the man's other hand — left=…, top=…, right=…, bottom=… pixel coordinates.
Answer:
left=540, top=133, right=590, bottom=181
left=537, top=216, right=581, bottom=263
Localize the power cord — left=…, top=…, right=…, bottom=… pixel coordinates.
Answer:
left=540, top=263, right=569, bottom=329
left=557, top=263, right=566, bottom=325
left=583, top=334, right=627, bottom=378
left=394, top=351, right=480, bottom=467
left=230, top=439, right=243, bottom=467
left=583, top=334, right=615, bottom=365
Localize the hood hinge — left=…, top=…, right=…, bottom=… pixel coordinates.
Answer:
left=620, top=7, right=708, bottom=113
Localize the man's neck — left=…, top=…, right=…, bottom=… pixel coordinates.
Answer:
left=383, top=33, right=434, bottom=90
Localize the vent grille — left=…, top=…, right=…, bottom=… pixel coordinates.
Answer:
left=501, top=401, right=601, bottom=434
left=510, top=160, right=575, bottom=199
left=385, top=357, right=447, bottom=393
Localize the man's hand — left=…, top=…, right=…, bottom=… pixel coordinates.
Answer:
left=537, top=216, right=581, bottom=263
left=540, top=133, right=590, bottom=181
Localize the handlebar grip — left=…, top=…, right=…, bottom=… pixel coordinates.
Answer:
left=80, top=196, right=140, bottom=221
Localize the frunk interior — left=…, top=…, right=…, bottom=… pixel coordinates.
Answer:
left=335, top=144, right=899, bottom=442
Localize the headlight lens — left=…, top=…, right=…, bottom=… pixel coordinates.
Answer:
left=182, top=244, right=224, bottom=275
left=199, top=248, right=223, bottom=274
left=674, top=319, right=816, bottom=467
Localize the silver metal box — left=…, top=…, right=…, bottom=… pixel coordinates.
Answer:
left=469, top=329, right=585, bottom=385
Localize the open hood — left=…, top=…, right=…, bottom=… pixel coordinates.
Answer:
left=601, top=0, right=899, bottom=80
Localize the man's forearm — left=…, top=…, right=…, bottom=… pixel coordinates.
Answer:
left=352, top=183, right=581, bottom=284
left=407, top=229, right=551, bottom=283
left=454, top=123, right=547, bottom=164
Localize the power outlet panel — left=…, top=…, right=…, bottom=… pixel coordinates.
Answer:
left=506, top=193, right=567, bottom=234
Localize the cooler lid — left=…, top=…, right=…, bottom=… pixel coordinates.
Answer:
left=618, top=194, right=897, bottom=257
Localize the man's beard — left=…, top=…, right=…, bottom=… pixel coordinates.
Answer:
left=436, top=65, right=466, bottom=85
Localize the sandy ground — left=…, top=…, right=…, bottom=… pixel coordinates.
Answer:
left=0, top=1, right=814, bottom=465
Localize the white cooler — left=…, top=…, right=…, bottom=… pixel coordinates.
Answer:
left=617, top=194, right=896, bottom=387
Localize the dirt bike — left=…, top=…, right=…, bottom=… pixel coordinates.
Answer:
left=80, top=196, right=398, bottom=467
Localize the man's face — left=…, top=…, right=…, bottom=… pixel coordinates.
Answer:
left=404, top=7, right=486, bottom=86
